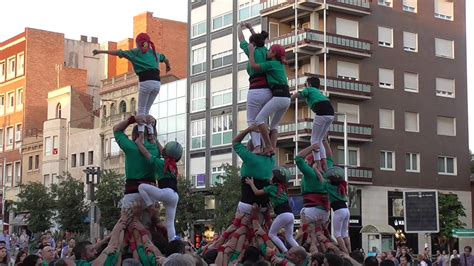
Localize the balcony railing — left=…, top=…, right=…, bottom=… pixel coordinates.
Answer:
left=330, top=121, right=372, bottom=137
left=267, top=29, right=371, bottom=55
left=289, top=73, right=371, bottom=99
left=286, top=164, right=373, bottom=183
left=101, top=112, right=135, bottom=127
left=262, top=0, right=370, bottom=15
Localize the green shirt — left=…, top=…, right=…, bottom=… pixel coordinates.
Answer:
left=327, top=157, right=334, bottom=168
left=76, top=260, right=91, bottom=266
left=295, top=156, right=327, bottom=194
left=325, top=181, right=347, bottom=203
left=150, top=156, right=176, bottom=181
left=263, top=184, right=288, bottom=207
left=299, top=87, right=329, bottom=110
left=240, top=40, right=268, bottom=79
left=137, top=246, right=157, bottom=266
left=117, top=48, right=166, bottom=74
left=259, top=60, right=288, bottom=88
left=113, top=131, right=159, bottom=180
left=233, top=143, right=274, bottom=181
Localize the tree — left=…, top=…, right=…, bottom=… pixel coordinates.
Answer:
left=175, top=177, right=205, bottom=236
left=51, top=172, right=89, bottom=234
left=15, top=182, right=55, bottom=233
left=438, top=193, right=466, bottom=251
left=210, top=164, right=241, bottom=232
left=95, top=170, right=125, bottom=231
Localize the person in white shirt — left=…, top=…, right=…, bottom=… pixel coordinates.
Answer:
left=450, top=249, right=460, bottom=263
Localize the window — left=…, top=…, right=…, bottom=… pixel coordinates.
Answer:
left=436, top=78, right=455, bottom=98
left=45, top=137, right=52, bottom=155
left=7, top=56, right=15, bottom=80
left=438, top=156, right=456, bottom=175
left=53, top=136, right=59, bottom=154
left=110, top=103, right=116, bottom=115
left=7, top=92, right=14, bottom=113
left=6, top=164, right=13, bottom=186
left=337, top=61, right=359, bottom=80
left=403, top=32, right=418, bottom=52
left=71, top=154, right=77, bottom=168
left=211, top=34, right=233, bottom=69
left=237, top=70, right=249, bottom=102
left=130, top=98, right=136, bottom=113
left=211, top=165, right=226, bottom=186
left=404, top=112, right=419, bottom=132
left=119, top=100, right=127, bottom=113
left=110, top=138, right=120, bottom=156
left=336, top=18, right=359, bottom=38
left=404, top=72, right=419, bottom=92
left=28, top=156, right=33, bottom=170
left=191, top=81, right=206, bottom=112
left=211, top=73, right=232, bottom=108
left=337, top=147, right=360, bottom=167
left=102, top=105, right=107, bottom=118
left=379, top=109, right=394, bottom=129
left=191, top=45, right=206, bottom=75
left=0, top=128, right=3, bottom=150
left=435, top=38, right=454, bottom=59
left=0, top=61, right=5, bottom=82
left=378, top=0, right=392, bottom=7
left=52, top=173, right=57, bottom=185
left=212, top=13, right=232, bottom=31
left=379, top=68, right=394, bottom=89
left=88, top=151, right=94, bottom=165
left=378, top=27, right=393, bottom=48
left=6, top=127, right=14, bottom=147
left=380, top=151, right=395, bottom=171
left=192, top=21, right=207, bottom=38
left=80, top=152, right=85, bottom=166
left=239, top=0, right=261, bottom=21
left=211, top=50, right=232, bottom=69
left=35, top=155, right=39, bottom=169
left=16, top=53, right=25, bottom=76
left=16, top=88, right=23, bottom=109
left=14, top=161, right=21, bottom=186
left=191, top=119, right=206, bottom=150
left=0, top=94, right=4, bottom=115
left=15, top=124, right=22, bottom=141
left=336, top=103, right=359, bottom=123
left=437, top=116, right=456, bottom=136
left=403, top=0, right=417, bottom=12
left=269, top=22, right=280, bottom=40
left=44, top=174, right=50, bottom=186
left=405, top=153, right=420, bottom=172
left=212, top=114, right=233, bottom=147
left=434, top=0, right=454, bottom=21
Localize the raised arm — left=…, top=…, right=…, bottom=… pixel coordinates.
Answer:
left=298, top=143, right=319, bottom=158
left=135, top=135, right=152, bottom=161
left=163, top=58, right=171, bottom=73
left=232, top=126, right=253, bottom=145
left=323, top=137, right=332, bottom=158
left=245, top=178, right=266, bottom=196
left=245, top=23, right=257, bottom=35
left=238, top=23, right=246, bottom=42
left=248, top=44, right=262, bottom=71
left=93, top=49, right=120, bottom=56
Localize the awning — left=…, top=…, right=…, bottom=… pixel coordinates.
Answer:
left=453, top=229, right=474, bottom=239
left=10, top=214, right=29, bottom=226
left=360, top=224, right=396, bottom=234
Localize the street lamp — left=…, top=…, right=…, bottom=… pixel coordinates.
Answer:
left=83, top=167, right=101, bottom=241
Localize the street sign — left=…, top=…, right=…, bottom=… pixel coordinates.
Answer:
left=403, top=191, right=439, bottom=233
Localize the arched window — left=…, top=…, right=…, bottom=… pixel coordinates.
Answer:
left=119, top=100, right=127, bottom=113
left=56, top=103, right=62, bottom=118
left=110, top=103, right=116, bottom=115
left=102, top=105, right=107, bottom=118
left=130, top=98, right=136, bottom=114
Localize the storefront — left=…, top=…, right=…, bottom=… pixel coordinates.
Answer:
left=388, top=191, right=418, bottom=253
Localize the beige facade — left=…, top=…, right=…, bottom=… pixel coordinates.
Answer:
left=68, top=127, right=101, bottom=181
left=20, top=135, right=43, bottom=184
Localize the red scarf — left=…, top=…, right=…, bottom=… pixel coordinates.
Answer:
left=164, top=157, right=178, bottom=176
left=277, top=183, right=288, bottom=197
left=135, top=33, right=158, bottom=62
left=339, top=180, right=348, bottom=197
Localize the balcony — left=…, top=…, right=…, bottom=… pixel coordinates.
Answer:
left=289, top=73, right=372, bottom=100
left=277, top=118, right=372, bottom=144
left=267, top=29, right=371, bottom=58
left=101, top=112, right=135, bottom=128
left=261, top=0, right=371, bottom=19
left=286, top=164, right=373, bottom=184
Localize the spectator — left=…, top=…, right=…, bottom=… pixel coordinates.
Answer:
left=399, top=255, right=409, bottom=266
left=21, top=254, right=42, bottom=266
left=163, top=253, right=194, bottom=266
left=55, top=240, right=63, bottom=259
left=417, top=254, right=428, bottom=266
left=45, top=232, right=55, bottom=250
left=364, top=256, right=379, bottom=266
left=0, top=231, right=11, bottom=260
left=451, top=257, right=461, bottom=266
left=324, top=253, right=344, bottom=266
left=398, top=248, right=412, bottom=264
left=286, top=246, right=308, bottom=266
left=381, top=260, right=396, bottom=266
left=42, top=245, right=56, bottom=266
left=15, top=250, right=27, bottom=266
left=61, top=239, right=75, bottom=259
left=73, top=241, right=96, bottom=264
left=18, top=229, right=29, bottom=251
left=450, top=249, right=460, bottom=262
left=0, top=244, right=8, bottom=266
left=54, top=258, right=75, bottom=266
left=460, top=246, right=474, bottom=266
left=387, top=251, right=399, bottom=266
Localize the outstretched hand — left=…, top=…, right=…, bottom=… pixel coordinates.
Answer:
left=92, top=49, right=99, bottom=56
left=245, top=177, right=255, bottom=186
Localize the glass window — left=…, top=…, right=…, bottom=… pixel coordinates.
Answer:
left=437, top=116, right=456, bottom=136
left=380, top=151, right=395, bottom=171
left=438, top=156, right=456, bottom=175
left=405, top=152, right=420, bottom=172
left=379, top=109, right=395, bottom=129
left=378, top=27, right=393, bottom=48
left=404, top=112, right=419, bottom=132
left=435, top=78, right=455, bottom=98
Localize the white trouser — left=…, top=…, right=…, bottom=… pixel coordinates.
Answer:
left=255, top=97, right=291, bottom=130
left=247, top=89, right=272, bottom=148
left=120, top=193, right=145, bottom=209
left=311, top=115, right=334, bottom=160
left=301, top=207, right=329, bottom=224
left=269, top=212, right=299, bottom=253
left=137, top=80, right=161, bottom=115
left=138, top=184, right=179, bottom=241
left=333, top=208, right=350, bottom=238
left=236, top=202, right=268, bottom=215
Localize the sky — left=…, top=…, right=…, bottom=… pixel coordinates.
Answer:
left=1, top=0, right=473, bottom=149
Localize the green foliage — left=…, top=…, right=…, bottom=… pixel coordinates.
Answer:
left=210, top=164, right=241, bottom=232
left=15, top=182, right=55, bottom=233
left=439, top=193, right=466, bottom=239
left=95, top=170, right=125, bottom=231
left=51, top=172, right=89, bottom=234
left=175, top=177, right=205, bottom=235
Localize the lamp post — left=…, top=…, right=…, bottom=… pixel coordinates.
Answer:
left=83, top=167, right=101, bottom=242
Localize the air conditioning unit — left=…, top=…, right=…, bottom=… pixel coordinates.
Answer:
left=52, top=148, right=58, bottom=155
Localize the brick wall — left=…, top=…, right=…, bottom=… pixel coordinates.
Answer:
left=116, top=39, right=134, bottom=75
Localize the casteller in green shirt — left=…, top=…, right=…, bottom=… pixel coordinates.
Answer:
left=233, top=143, right=274, bottom=180
left=240, top=40, right=268, bottom=79
left=295, top=155, right=328, bottom=211
left=113, top=131, right=159, bottom=180
left=299, top=87, right=330, bottom=111
left=117, top=48, right=166, bottom=75
left=263, top=184, right=289, bottom=207
left=258, top=60, right=288, bottom=88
